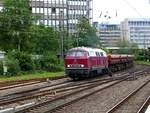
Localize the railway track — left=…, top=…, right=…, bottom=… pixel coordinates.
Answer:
left=0, top=80, right=44, bottom=89
left=106, top=79, right=150, bottom=113
left=0, top=67, right=140, bottom=106
left=137, top=96, right=150, bottom=113
left=0, top=79, right=74, bottom=105
left=0, top=65, right=147, bottom=93
left=13, top=69, right=147, bottom=113
left=0, top=76, right=66, bottom=90
left=15, top=80, right=126, bottom=113
left=0, top=66, right=149, bottom=113
left=0, top=73, right=129, bottom=106
left=0, top=77, right=70, bottom=98
left=0, top=81, right=43, bottom=91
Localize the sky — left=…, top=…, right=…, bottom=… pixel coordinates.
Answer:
left=93, top=0, right=150, bottom=24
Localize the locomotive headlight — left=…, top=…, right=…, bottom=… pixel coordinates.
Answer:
left=81, top=64, right=84, bottom=67
left=67, top=65, right=70, bottom=68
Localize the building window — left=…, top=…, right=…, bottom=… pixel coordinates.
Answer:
left=52, top=8, right=56, bottom=13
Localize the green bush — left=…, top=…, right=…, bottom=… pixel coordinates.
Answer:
left=48, top=64, right=64, bottom=72
left=19, top=54, right=35, bottom=71
left=40, top=53, right=64, bottom=72
left=7, top=51, right=35, bottom=71
left=136, top=55, right=147, bottom=61
left=5, top=58, right=20, bottom=76
left=135, top=49, right=148, bottom=61
left=33, top=59, right=42, bottom=71
left=6, top=51, right=64, bottom=73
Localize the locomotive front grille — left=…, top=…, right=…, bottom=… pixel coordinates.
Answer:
left=72, top=64, right=80, bottom=67
left=67, top=64, right=85, bottom=68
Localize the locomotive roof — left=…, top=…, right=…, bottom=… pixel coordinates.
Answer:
left=69, top=47, right=106, bottom=54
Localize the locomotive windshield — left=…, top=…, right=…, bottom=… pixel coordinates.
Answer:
left=67, top=50, right=88, bottom=57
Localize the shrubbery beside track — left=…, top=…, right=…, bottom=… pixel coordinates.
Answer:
left=0, top=51, right=64, bottom=76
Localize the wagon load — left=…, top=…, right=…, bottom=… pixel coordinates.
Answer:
left=107, top=54, right=134, bottom=71
left=107, top=54, right=134, bottom=64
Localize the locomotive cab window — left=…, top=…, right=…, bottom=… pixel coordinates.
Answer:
left=90, top=51, right=96, bottom=56
left=67, top=51, right=88, bottom=57
left=100, top=52, right=104, bottom=56
left=96, top=52, right=100, bottom=56
left=98, top=52, right=101, bottom=56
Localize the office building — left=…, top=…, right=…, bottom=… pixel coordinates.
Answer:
left=98, top=24, right=121, bottom=49
left=121, top=18, right=150, bottom=49
left=30, top=0, right=93, bottom=33
left=0, top=0, right=93, bottom=33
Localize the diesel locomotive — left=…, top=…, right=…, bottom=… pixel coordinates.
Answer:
left=65, top=47, right=134, bottom=79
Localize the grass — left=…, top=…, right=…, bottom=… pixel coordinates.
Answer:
left=135, top=60, right=150, bottom=66
left=0, top=71, right=65, bottom=81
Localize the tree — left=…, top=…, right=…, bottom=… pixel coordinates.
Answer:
left=0, top=0, right=33, bottom=51
left=59, top=30, right=74, bottom=53
left=76, top=16, right=100, bottom=47
left=117, top=40, right=139, bottom=54
left=29, top=25, right=59, bottom=54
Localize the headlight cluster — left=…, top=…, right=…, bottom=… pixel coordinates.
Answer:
left=80, top=64, right=84, bottom=67
left=67, top=64, right=84, bottom=68
left=67, top=65, right=71, bottom=68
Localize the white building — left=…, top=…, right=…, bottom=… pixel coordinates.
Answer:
left=121, top=18, right=150, bottom=49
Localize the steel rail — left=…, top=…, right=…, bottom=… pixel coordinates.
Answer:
left=137, top=96, right=150, bottom=113
left=43, top=69, right=149, bottom=113
left=0, top=81, right=42, bottom=91
left=0, top=79, right=108, bottom=106
left=0, top=76, right=66, bottom=88
left=1, top=67, right=147, bottom=98
left=15, top=77, right=129, bottom=113
left=0, top=68, right=148, bottom=112
left=106, top=79, right=150, bottom=113
left=44, top=80, right=125, bottom=113
left=0, top=77, right=71, bottom=98
left=0, top=72, right=130, bottom=106
left=0, top=81, right=73, bottom=106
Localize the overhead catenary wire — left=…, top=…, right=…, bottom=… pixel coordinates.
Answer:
left=121, top=0, right=144, bottom=18
left=99, top=0, right=147, bottom=22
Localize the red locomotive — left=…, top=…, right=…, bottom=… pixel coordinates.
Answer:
left=65, top=47, right=134, bottom=80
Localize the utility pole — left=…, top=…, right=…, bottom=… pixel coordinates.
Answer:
left=59, top=10, right=64, bottom=58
